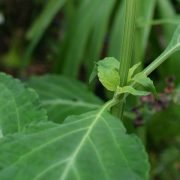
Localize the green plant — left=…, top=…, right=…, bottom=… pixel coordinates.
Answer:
left=0, top=0, right=180, bottom=179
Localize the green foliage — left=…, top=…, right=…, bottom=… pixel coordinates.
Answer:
left=152, top=146, right=180, bottom=180
left=132, top=72, right=156, bottom=95
left=157, top=0, right=180, bottom=82
left=144, top=24, right=180, bottom=75
left=0, top=73, right=149, bottom=180
left=0, top=73, right=47, bottom=135
left=28, top=75, right=102, bottom=123
left=93, top=59, right=156, bottom=97
left=97, top=57, right=120, bottom=91
left=0, top=0, right=180, bottom=179
left=147, top=104, right=180, bottom=143
left=23, top=0, right=67, bottom=67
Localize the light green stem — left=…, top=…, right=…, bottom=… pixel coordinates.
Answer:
left=119, top=0, right=137, bottom=86
left=144, top=46, right=177, bottom=76
left=116, top=0, right=137, bottom=119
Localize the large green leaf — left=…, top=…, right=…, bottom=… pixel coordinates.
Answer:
left=28, top=75, right=102, bottom=123
left=0, top=73, right=47, bottom=136
left=0, top=106, right=149, bottom=179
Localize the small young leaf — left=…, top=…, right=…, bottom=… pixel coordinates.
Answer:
left=133, top=72, right=156, bottom=95
left=97, top=57, right=120, bottom=91
left=117, top=86, right=150, bottom=96
left=128, top=62, right=141, bottom=82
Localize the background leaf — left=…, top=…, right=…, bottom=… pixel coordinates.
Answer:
left=157, top=0, right=180, bottom=83
left=147, top=104, right=180, bottom=144
left=28, top=75, right=102, bottom=123
left=23, top=0, right=67, bottom=67
left=84, top=0, right=116, bottom=77
left=0, top=73, right=47, bottom=135
left=54, top=0, right=104, bottom=77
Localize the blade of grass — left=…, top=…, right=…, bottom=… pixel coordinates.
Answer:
left=22, top=0, right=67, bottom=68
left=54, top=0, right=103, bottom=78
left=84, top=0, right=116, bottom=78
left=157, top=0, right=180, bottom=82
left=134, top=0, right=156, bottom=65
left=108, top=0, right=125, bottom=59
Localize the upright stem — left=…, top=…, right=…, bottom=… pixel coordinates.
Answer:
left=119, top=0, right=137, bottom=86
left=115, top=0, right=137, bottom=119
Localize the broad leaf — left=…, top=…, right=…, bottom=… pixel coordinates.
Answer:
left=117, top=86, right=150, bottom=96
left=97, top=57, right=120, bottom=91
left=0, top=73, right=47, bottom=135
left=28, top=75, right=102, bottom=123
left=0, top=107, right=149, bottom=180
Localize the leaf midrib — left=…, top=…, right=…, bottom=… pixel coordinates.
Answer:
left=60, top=103, right=111, bottom=179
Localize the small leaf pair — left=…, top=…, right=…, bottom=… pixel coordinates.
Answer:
left=90, top=57, right=156, bottom=97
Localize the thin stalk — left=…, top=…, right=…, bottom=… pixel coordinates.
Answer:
left=138, top=18, right=180, bottom=27
left=143, top=46, right=177, bottom=76
left=114, top=0, right=138, bottom=119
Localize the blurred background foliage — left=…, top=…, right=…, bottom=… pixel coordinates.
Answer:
left=0, top=0, right=180, bottom=179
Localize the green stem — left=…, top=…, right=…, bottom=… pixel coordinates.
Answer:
left=115, top=0, right=137, bottom=119
left=138, top=18, right=180, bottom=27
left=119, top=0, right=137, bottom=86
left=143, top=46, right=177, bottom=76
